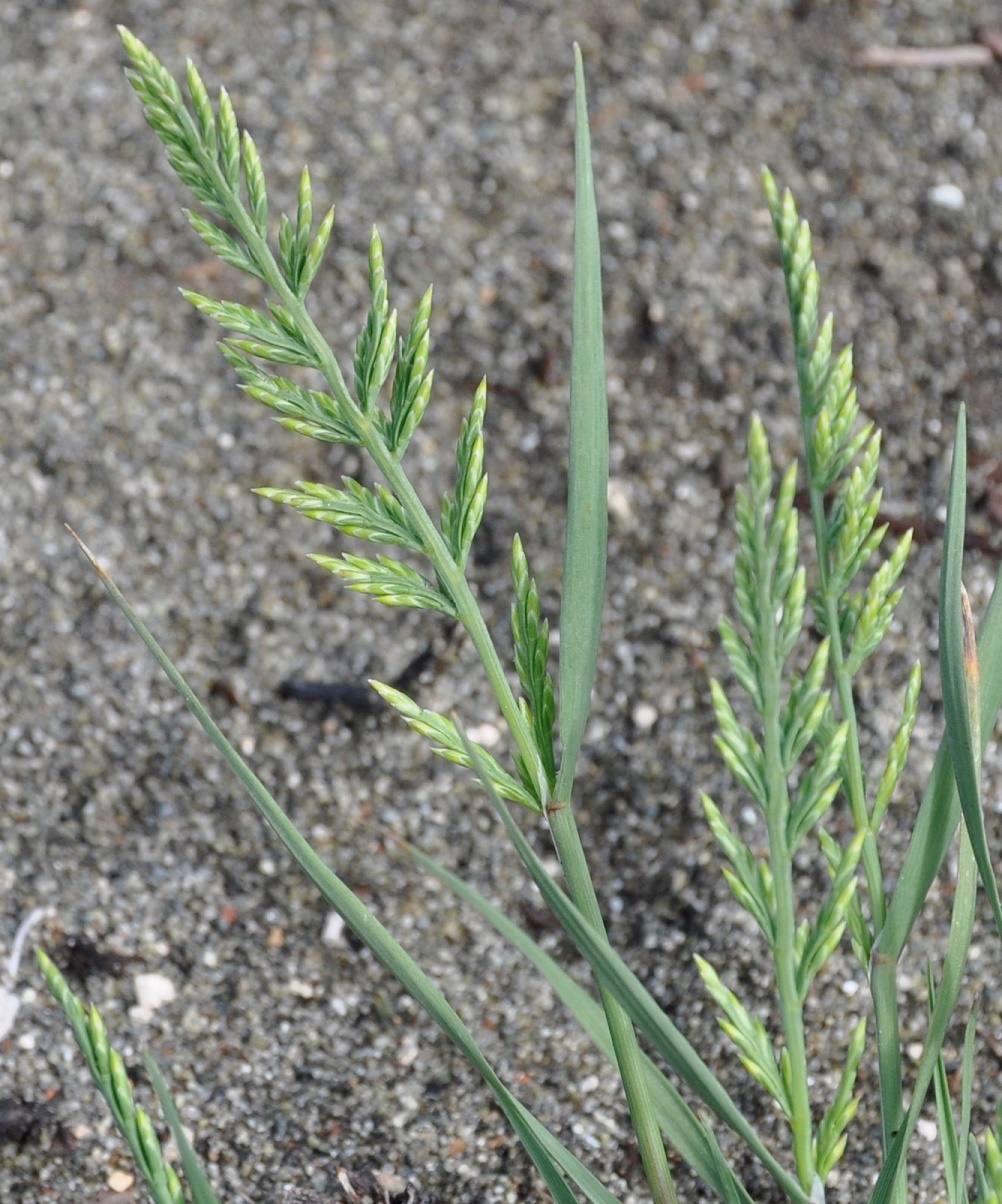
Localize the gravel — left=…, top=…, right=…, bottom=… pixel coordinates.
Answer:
left=3, top=1, right=1002, bottom=1201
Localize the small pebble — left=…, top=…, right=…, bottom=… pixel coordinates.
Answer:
left=131, top=972, right=176, bottom=1021
left=107, top=1169, right=135, bottom=1192
left=928, top=183, right=965, bottom=210
left=397, top=1034, right=420, bottom=1067
left=608, top=478, right=632, bottom=521
left=466, top=722, right=501, bottom=747
left=322, top=912, right=346, bottom=947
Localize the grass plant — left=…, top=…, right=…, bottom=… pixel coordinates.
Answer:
left=38, top=26, right=1002, bottom=1204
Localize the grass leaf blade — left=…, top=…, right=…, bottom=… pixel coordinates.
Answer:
left=144, top=1054, right=221, bottom=1204
left=939, top=406, right=1002, bottom=941
left=67, top=529, right=604, bottom=1204
left=402, top=838, right=755, bottom=1204
left=556, top=45, right=608, bottom=800
left=457, top=732, right=810, bottom=1204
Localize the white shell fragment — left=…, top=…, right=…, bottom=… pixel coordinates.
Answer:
left=928, top=182, right=965, bottom=210
left=130, top=972, right=176, bottom=1021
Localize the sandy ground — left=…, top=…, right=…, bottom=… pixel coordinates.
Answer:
left=3, top=1, right=1002, bottom=1201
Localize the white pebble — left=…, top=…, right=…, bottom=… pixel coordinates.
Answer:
left=917, top=1117, right=938, bottom=1142
left=928, top=183, right=965, bottom=210
left=466, top=721, right=501, bottom=748
left=607, top=478, right=633, bottom=520
left=397, top=1034, right=420, bottom=1067
left=131, top=972, right=176, bottom=1021
left=632, top=702, right=658, bottom=732
left=322, top=912, right=346, bottom=947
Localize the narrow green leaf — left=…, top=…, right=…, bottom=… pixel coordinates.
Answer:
left=990, top=1119, right=1002, bottom=1201
left=969, top=1131, right=992, bottom=1204
left=65, top=527, right=602, bottom=1204
left=555, top=45, right=608, bottom=802
left=462, top=738, right=811, bottom=1204
left=871, top=540, right=1002, bottom=1153
left=144, top=1054, right=220, bottom=1204
left=958, top=1007, right=978, bottom=1204
left=878, top=530, right=1002, bottom=954
left=403, top=839, right=755, bottom=1204
left=939, top=405, right=1002, bottom=942
left=870, top=823, right=978, bottom=1204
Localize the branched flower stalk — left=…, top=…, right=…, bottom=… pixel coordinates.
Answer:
left=112, top=26, right=673, bottom=1204
left=38, top=952, right=189, bottom=1204
left=697, top=175, right=921, bottom=1196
